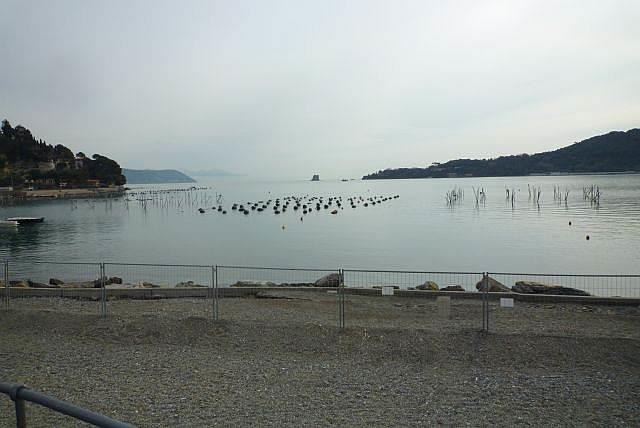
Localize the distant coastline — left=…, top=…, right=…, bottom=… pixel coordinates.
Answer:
left=363, top=128, right=640, bottom=180
left=123, top=169, right=196, bottom=184
left=361, top=170, right=640, bottom=181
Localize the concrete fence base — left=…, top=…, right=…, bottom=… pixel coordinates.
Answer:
left=1, top=286, right=639, bottom=306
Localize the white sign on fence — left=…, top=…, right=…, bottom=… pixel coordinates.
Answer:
left=500, top=297, right=514, bottom=308
left=382, top=286, right=394, bottom=296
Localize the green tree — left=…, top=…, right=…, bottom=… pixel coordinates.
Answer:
left=1, top=119, right=13, bottom=138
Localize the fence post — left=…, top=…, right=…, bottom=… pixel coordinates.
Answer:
left=481, top=272, right=486, bottom=331
left=210, top=265, right=218, bottom=321
left=100, top=263, right=106, bottom=317
left=339, top=269, right=345, bottom=329
left=482, top=272, right=489, bottom=332
left=4, top=259, right=8, bottom=310
left=214, top=265, right=219, bottom=321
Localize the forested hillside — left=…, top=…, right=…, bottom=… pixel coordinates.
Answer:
left=364, top=129, right=640, bottom=179
left=0, top=119, right=125, bottom=187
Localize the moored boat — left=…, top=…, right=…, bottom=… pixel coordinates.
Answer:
left=5, top=217, right=45, bottom=224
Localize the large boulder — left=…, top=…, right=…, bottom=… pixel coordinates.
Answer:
left=441, top=285, right=465, bottom=292
left=49, top=278, right=64, bottom=286
left=231, top=280, right=277, bottom=288
left=313, top=273, right=340, bottom=287
left=416, top=281, right=439, bottom=291
left=27, top=280, right=58, bottom=288
left=476, top=276, right=510, bottom=292
left=61, top=281, right=97, bottom=288
left=176, top=281, right=206, bottom=288
left=135, top=281, right=160, bottom=288
left=512, top=281, right=590, bottom=296
left=10, top=280, right=30, bottom=288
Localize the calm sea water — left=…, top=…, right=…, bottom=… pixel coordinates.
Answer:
left=1, top=175, right=639, bottom=279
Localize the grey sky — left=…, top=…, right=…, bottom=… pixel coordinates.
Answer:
left=2, top=0, right=639, bottom=179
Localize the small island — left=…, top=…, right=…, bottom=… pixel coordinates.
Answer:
left=0, top=119, right=126, bottom=200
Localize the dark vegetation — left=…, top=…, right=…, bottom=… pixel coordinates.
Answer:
left=363, top=128, right=640, bottom=179
left=0, top=119, right=125, bottom=187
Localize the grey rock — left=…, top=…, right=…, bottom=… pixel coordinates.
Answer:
left=9, top=280, right=29, bottom=288
left=441, top=285, right=465, bottom=292
left=231, top=280, right=278, bottom=288
left=176, top=281, right=206, bottom=288
left=313, top=273, right=340, bottom=287
left=27, top=280, right=54, bottom=288
left=61, top=281, right=96, bottom=288
left=476, top=276, right=510, bottom=292
left=135, top=281, right=160, bottom=288
left=512, top=281, right=590, bottom=296
left=416, top=281, right=439, bottom=291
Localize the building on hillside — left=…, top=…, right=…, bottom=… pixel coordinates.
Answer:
left=38, top=160, right=56, bottom=172
left=75, top=154, right=86, bottom=169
left=25, top=178, right=57, bottom=189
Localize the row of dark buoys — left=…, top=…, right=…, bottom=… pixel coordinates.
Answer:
left=197, top=194, right=400, bottom=216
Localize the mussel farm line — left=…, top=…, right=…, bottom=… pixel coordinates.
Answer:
left=197, top=194, right=401, bottom=216
left=125, top=187, right=215, bottom=210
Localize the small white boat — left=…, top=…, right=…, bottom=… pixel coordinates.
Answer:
left=4, top=217, right=45, bottom=224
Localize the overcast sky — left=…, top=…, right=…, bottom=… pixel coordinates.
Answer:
left=1, top=1, right=639, bottom=179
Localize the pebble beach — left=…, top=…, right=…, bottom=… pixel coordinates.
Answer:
left=1, top=292, right=639, bottom=426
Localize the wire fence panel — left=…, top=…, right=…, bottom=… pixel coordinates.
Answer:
left=103, top=263, right=214, bottom=318
left=216, top=266, right=339, bottom=326
left=5, top=261, right=102, bottom=314
left=488, top=272, right=640, bottom=298
left=1, top=260, right=7, bottom=309
left=342, top=269, right=482, bottom=291
left=486, top=272, right=640, bottom=339
left=342, top=270, right=486, bottom=331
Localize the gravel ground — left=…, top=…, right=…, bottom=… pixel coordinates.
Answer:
left=1, top=292, right=639, bottom=427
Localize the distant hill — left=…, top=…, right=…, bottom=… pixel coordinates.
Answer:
left=123, top=169, right=196, bottom=184
left=363, top=128, right=640, bottom=179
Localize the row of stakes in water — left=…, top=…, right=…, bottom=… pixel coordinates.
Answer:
left=198, top=194, right=400, bottom=215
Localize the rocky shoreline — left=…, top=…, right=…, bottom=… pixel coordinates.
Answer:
left=1, top=273, right=597, bottom=297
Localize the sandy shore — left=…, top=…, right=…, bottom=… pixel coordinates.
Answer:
left=1, top=292, right=639, bottom=426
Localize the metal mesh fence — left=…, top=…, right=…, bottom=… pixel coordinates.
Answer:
left=488, top=272, right=640, bottom=298
left=485, top=272, right=640, bottom=338
left=343, top=269, right=482, bottom=291
left=216, top=266, right=339, bottom=326
left=5, top=261, right=102, bottom=314
left=1, top=258, right=638, bottom=334
left=342, top=270, right=486, bottom=331
left=103, top=263, right=214, bottom=318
